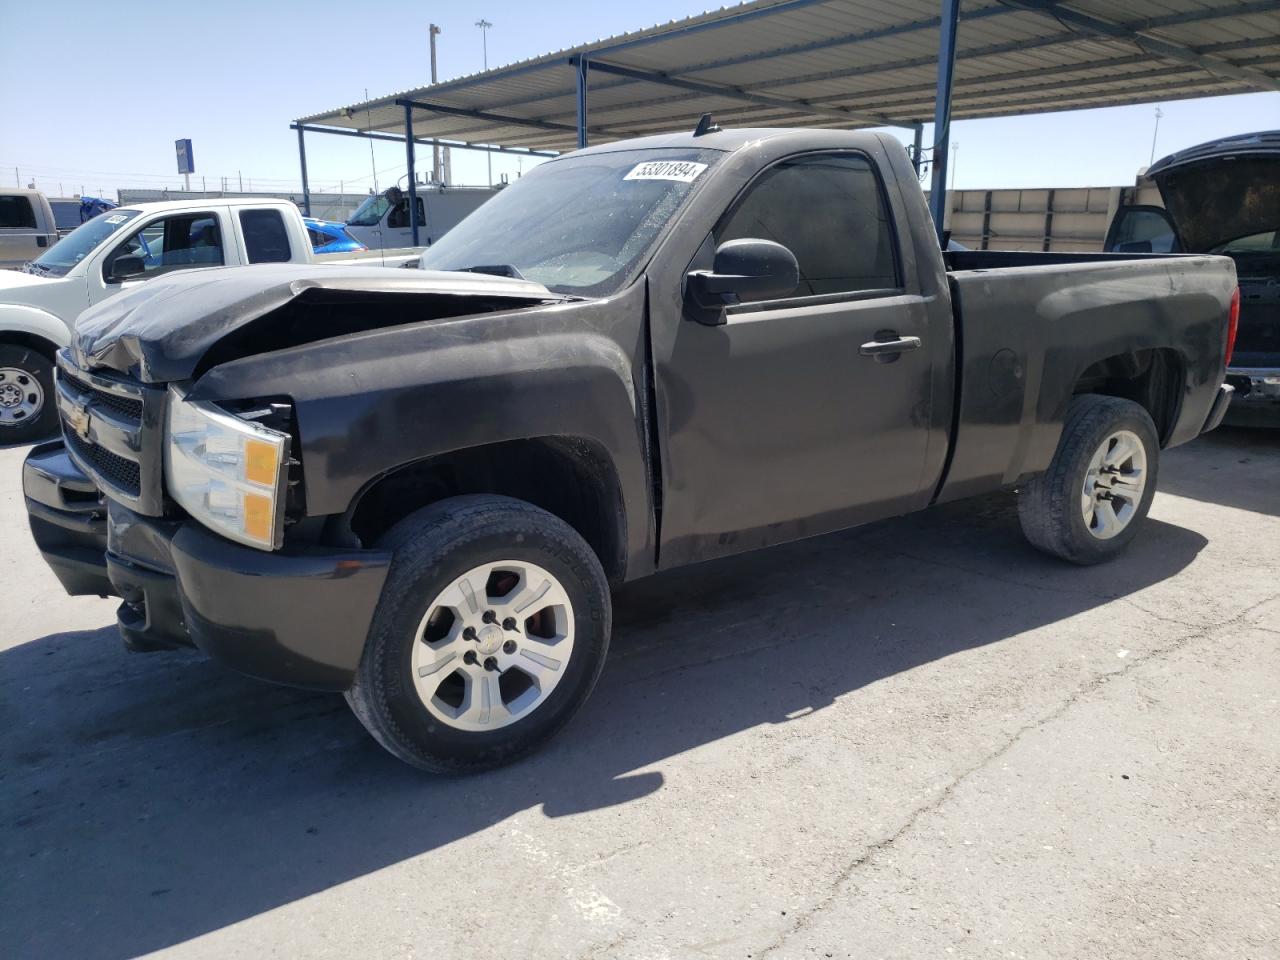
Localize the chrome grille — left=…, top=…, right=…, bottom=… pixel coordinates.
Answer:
left=58, top=368, right=143, bottom=421
left=55, top=352, right=165, bottom=514
left=65, top=428, right=141, bottom=496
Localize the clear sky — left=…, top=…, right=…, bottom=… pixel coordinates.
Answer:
left=2, top=0, right=1276, bottom=199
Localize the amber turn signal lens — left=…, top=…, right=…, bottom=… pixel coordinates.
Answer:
left=244, top=438, right=279, bottom=486
left=243, top=492, right=273, bottom=543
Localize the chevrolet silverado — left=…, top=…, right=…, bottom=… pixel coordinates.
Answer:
left=24, top=127, right=1237, bottom=772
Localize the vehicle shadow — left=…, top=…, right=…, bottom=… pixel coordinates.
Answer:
left=2, top=494, right=1207, bottom=959
left=1159, top=426, right=1280, bottom=516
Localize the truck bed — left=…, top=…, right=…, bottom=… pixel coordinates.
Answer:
left=936, top=251, right=1237, bottom=504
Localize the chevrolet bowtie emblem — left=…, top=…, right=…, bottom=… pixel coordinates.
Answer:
left=66, top=402, right=92, bottom=443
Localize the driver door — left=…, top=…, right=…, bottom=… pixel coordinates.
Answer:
left=653, top=152, right=941, bottom=567
left=384, top=197, right=426, bottom=247
left=89, top=210, right=230, bottom=306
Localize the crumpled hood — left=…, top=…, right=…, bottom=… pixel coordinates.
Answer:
left=73, top=264, right=559, bottom=382
left=1148, top=130, right=1279, bottom=252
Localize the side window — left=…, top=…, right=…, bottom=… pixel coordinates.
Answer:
left=387, top=197, right=426, bottom=229
left=307, top=227, right=330, bottom=249
left=715, top=153, right=899, bottom=299
left=1105, top=206, right=1179, bottom=253
left=104, top=212, right=224, bottom=282
left=0, top=195, right=37, bottom=230
left=240, top=209, right=293, bottom=263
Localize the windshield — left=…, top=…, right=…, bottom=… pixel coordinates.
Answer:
left=28, top=209, right=141, bottom=277
left=348, top=195, right=391, bottom=226
left=419, top=148, right=722, bottom=297
left=1210, top=230, right=1279, bottom=254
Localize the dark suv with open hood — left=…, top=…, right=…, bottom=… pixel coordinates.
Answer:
left=1107, top=130, right=1279, bottom=425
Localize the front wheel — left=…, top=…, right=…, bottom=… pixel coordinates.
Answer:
left=1018, top=395, right=1159, bottom=565
left=0, top=343, right=57, bottom=444
left=345, top=495, right=611, bottom=773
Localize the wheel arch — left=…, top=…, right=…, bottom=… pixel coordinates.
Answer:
left=344, top=436, right=629, bottom=585
left=1070, top=347, right=1186, bottom=446
left=0, top=305, right=71, bottom=357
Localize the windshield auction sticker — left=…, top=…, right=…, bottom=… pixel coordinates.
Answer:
left=624, top=160, right=708, bottom=183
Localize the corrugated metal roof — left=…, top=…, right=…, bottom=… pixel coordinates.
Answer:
left=295, top=0, right=1280, bottom=154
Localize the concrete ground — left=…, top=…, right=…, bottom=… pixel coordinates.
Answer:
left=2, top=428, right=1277, bottom=960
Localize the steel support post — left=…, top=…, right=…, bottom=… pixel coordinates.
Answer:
left=575, top=55, right=590, bottom=149
left=297, top=126, right=311, bottom=217
left=928, top=0, right=961, bottom=242
left=404, top=103, right=419, bottom=246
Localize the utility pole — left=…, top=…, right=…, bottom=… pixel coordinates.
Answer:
left=1149, top=107, right=1163, bottom=165
left=950, top=141, right=959, bottom=190
left=476, top=18, right=493, bottom=186
left=430, top=23, right=442, bottom=184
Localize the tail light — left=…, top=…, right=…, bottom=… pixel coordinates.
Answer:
left=1224, top=287, right=1240, bottom=368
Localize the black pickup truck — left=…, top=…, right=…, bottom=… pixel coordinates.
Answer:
left=1106, top=129, right=1278, bottom=425
left=24, top=127, right=1236, bottom=772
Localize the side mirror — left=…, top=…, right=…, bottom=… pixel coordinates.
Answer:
left=686, top=239, right=799, bottom=318
left=109, top=254, right=146, bottom=282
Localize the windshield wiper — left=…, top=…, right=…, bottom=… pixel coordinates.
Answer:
left=454, top=264, right=527, bottom=280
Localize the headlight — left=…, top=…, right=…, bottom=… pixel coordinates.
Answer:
left=165, top=387, right=291, bottom=550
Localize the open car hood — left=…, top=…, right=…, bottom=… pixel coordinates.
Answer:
left=1147, top=130, right=1280, bottom=253
left=73, top=264, right=561, bottom=382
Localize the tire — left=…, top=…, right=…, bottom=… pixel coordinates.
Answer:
left=0, top=343, right=57, bottom=444
left=345, top=494, right=611, bottom=773
left=1018, top=395, right=1160, bottom=565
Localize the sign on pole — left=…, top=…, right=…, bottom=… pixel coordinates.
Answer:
left=175, top=139, right=195, bottom=175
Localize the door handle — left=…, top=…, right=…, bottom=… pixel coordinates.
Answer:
left=859, top=335, right=922, bottom=357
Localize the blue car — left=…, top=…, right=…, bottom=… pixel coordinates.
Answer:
left=304, top=217, right=367, bottom=254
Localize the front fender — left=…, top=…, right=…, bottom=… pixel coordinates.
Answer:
left=190, top=283, right=655, bottom=576
left=0, top=304, right=72, bottom=348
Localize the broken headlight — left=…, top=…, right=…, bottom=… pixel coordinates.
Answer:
left=165, top=386, right=291, bottom=550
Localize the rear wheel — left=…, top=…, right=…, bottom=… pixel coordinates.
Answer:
left=1018, top=395, right=1159, bottom=565
left=345, top=495, right=611, bottom=773
left=0, top=343, right=57, bottom=444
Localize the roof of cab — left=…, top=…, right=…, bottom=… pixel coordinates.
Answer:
left=113, top=196, right=303, bottom=214
left=568, top=126, right=882, bottom=158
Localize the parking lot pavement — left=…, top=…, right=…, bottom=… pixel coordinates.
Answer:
left=2, top=428, right=1277, bottom=960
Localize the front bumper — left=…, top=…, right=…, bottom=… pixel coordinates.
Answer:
left=24, top=441, right=392, bottom=691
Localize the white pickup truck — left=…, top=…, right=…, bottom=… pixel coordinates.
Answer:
left=1, top=196, right=419, bottom=442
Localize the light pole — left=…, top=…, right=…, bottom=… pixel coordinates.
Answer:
left=1149, top=107, right=1163, bottom=165
left=950, top=140, right=959, bottom=191
left=476, top=18, right=493, bottom=186
left=429, top=23, right=442, bottom=183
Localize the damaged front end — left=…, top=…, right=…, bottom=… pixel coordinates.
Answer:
left=27, top=264, right=569, bottom=686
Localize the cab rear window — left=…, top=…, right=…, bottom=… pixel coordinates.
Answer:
left=240, top=209, right=293, bottom=263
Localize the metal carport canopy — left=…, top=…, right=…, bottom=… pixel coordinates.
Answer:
left=292, top=0, right=1280, bottom=238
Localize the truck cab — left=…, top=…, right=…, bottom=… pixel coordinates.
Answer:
left=344, top=184, right=498, bottom=251
left=0, top=189, right=59, bottom=270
